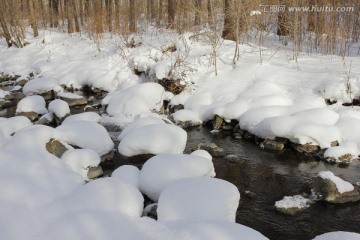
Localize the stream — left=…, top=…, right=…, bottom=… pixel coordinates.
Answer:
left=106, top=126, right=360, bottom=240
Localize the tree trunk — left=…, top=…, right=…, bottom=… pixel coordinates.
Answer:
left=65, top=0, right=74, bottom=33
left=129, top=0, right=136, bottom=32
left=277, top=3, right=289, bottom=36
left=114, top=0, right=120, bottom=32
left=0, top=9, right=12, bottom=47
left=222, top=0, right=236, bottom=40
left=28, top=0, right=39, bottom=37
left=50, top=0, right=59, bottom=28
left=207, top=0, right=212, bottom=24
left=168, top=0, right=175, bottom=29
left=194, top=0, right=201, bottom=26
left=72, top=0, right=80, bottom=32
left=105, top=0, right=113, bottom=32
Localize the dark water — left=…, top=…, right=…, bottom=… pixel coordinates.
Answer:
left=184, top=127, right=360, bottom=240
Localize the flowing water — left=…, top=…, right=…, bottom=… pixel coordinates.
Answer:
left=184, top=127, right=360, bottom=240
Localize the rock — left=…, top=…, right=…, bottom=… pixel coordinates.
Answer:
left=4, top=94, right=14, bottom=101
left=168, top=104, right=184, bottom=114
left=84, top=105, right=101, bottom=114
left=331, top=140, right=339, bottom=147
left=59, top=95, right=88, bottom=107
left=46, top=138, right=68, bottom=158
left=87, top=166, right=103, bottom=179
left=157, top=79, right=185, bottom=95
left=244, top=190, right=257, bottom=199
left=213, top=115, right=224, bottom=130
left=143, top=203, right=158, bottom=219
left=292, top=143, right=320, bottom=153
left=40, top=90, right=55, bottom=101
left=198, top=143, right=225, bottom=157
left=339, top=154, right=353, bottom=162
left=275, top=195, right=312, bottom=215
left=313, top=171, right=360, bottom=203
left=275, top=137, right=290, bottom=145
left=242, top=130, right=255, bottom=141
left=16, top=79, right=28, bottom=86
left=126, top=154, right=155, bottom=166
left=260, top=139, right=284, bottom=151
left=16, top=111, right=39, bottom=121
left=176, top=120, right=202, bottom=128
left=233, top=132, right=242, bottom=140
left=101, top=150, right=114, bottom=162
left=221, top=124, right=233, bottom=131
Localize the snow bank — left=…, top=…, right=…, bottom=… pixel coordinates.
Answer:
left=111, top=165, right=140, bottom=188
left=318, top=171, right=354, bottom=193
left=16, top=95, right=47, bottom=114
left=0, top=116, right=32, bottom=139
left=48, top=99, right=70, bottom=118
left=139, top=154, right=215, bottom=201
left=313, top=231, right=360, bottom=240
left=62, top=112, right=101, bottom=124
left=157, top=177, right=240, bottom=222
left=118, top=123, right=187, bottom=157
left=103, top=82, right=164, bottom=117
left=55, top=121, right=114, bottom=155
left=61, top=149, right=101, bottom=180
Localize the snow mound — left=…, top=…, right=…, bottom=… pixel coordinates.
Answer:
left=190, top=149, right=212, bottom=160
left=112, top=165, right=140, bottom=188
left=57, top=91, right=84, bottom=99
left=275, top=195, right=311, bottom=209
left=51, top=178, right=144, bottom=218
left=16, top=95, right=47, bottom=114
left=118, top=123, right=187, bottom=157
left=103, top=82, right=164, bottom=117
left=157, top=177, right=240, bottom=222
left=172, top=109, right=203, bottom=125
left=118, top=116, right=166, bottom=140
left=55, top=120, right=114, bottom=156
left=62, top=112, right=101, bottom=124
left=48, top=99, right=70, bottom=118
left=313, top=231, right=360, bottom=240
left=0, top=116, right=32, bottom=139
left=23, top=77, right=60, bottom=95
left=139, top=154, right=215, bottom=201
left=324, top=141, right=358, bottom=162
left=318, top=171, right=354, bottom=193
left=61, top=149, right=101, bottom=180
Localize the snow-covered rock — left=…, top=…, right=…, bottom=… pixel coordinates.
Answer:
left=118, top=123, right=187, bottom=157
left=172, top=109, right=202, bottom=128
left=118, top=116, right=166, bottom=140
left=49, top=178, right=144, bottom=218
left=112, top=165, right=140, bottom=188
left=57, top=91, right=87, bottom=106
left=0, top=116, right=32, bottom=139
left=313, top=231, right=360, bottom=240
left=275, top=195, right=312, bottom=215
left=22, top=77, right=60, bottom=96
left=157, top=177, right=240, bottom=222
left=314, top=171, right=360, bottom=203
left=61, top=149, right=101, bottom=180
left=16, top=95, right=47, bottom=114
left=62, top=112, right=101, bottom=124
left=48, top=99, right=70, bottom=119
left=55, top=121, right=114, bottom=156
left=139, top=154, right=215, bottom=201
left=103, top=83, right=165, bottom=117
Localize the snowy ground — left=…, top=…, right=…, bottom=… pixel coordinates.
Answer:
left=1, top=28, right=360, bottom=239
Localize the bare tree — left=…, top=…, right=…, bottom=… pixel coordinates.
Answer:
left=129, top=0, right=136, bottom=32
left=222, top=0, right=236, bottom=40
left=168, top=0, right=175, bottom=29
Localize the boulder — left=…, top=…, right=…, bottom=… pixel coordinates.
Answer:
left=313, top=171, right=360, bottom=203
left=46, top=138, right=68, bottom=158
left=292, top=143, right=320, bottom=153
left=275, top=195, right=312, bottom=215
left=58, top=94, right=88, bottom=107
left=87, top=166, right=103, bottom=179
left=168, top=104, right=184, bottom=114
left=40, top=90, right=55, bottom=101
left=260, top=139, right=284, bottom=151
left=16, top=111, right=39, bottom=121
left=213, top=115, right=224, bottom=130
left=198, top=143, right=225, bottom=157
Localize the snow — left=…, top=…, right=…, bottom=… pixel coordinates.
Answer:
left=57, top=91, right=84, bottom=99
left=62, top=112, right=101, bottom=124
left=275, top=195, right=311, bottom=209
left=118, top=123, right=187, bottom=157
left=61, top=149, right=101, bottom=180
left=49, top=177, right=144, bottom=218
left=23, top=77, right=60, bottom=95
left=313, top=231, right=360, bottom=240
left=0, top=89, right=9, bottom=98
left=324, top=141, right=359, bottom=162
left=48, top=99, right=70, bottom=118
left=118, top=116, right=166, bottom=140
left=55, top=120, right=114, bottom=156
left=139, top=153, right=215, bottom=201
left=190, top=149, right=213, bottom=161
left=103, top=82, right=164, bottom=118
left=157, top=177, right=240, bottom=222
left=318, top=171, right=354, bottom=193
left=16, top=95, right=47, bottom=114
left=111, top=165, right=140, bottom=188
left=0, top=116, right=32, bottom=139
left=172, top=109, right=203, bottom=125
